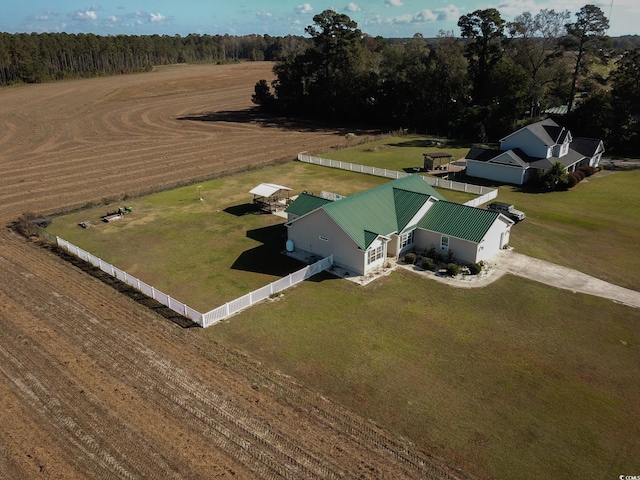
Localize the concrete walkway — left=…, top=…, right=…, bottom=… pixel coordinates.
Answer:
left=395, top=249, right=640, bottom=309
left=493, top=250, right=640, bottom=309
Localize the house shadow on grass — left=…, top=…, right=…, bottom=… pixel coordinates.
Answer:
left=233, top=223, right=342, bottom=281
left=231, top=244, right=306, bottom=276
left=232, top=224, right=304, bottom=276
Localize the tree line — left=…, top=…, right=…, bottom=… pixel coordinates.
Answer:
left=253, top=6, right=640, bottom=155
left=0, top=32, right=309, bottom=85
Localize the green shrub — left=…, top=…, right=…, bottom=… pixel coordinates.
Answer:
left=468, top=262, right=482, bottom=275
left=446, top=263, right=460, bottom=276
left=421, top=257, right=435, bottom=271
left=425, top=247, right=437, bottom=259
left=404, top=252, right=417, bottom=264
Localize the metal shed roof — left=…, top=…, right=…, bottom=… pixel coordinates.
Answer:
left=249, top=183, right=292, bottom=197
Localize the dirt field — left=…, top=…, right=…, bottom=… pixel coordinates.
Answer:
left=0, top=63, right=468, bottom=479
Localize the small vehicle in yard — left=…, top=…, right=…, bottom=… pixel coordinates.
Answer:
left=486, top=201, right=526, bottom=222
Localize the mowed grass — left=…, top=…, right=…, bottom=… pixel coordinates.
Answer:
left=48, top=137, right=640, bottom=479
left=327, top=134, right=640, bottom=289
left=48, top=161, right=420, bottom=311
left=211, top=269, right=640, bottom=480
left=487, top=170, right=640, bottom=290
left=331, top=134, right=473, bottom=172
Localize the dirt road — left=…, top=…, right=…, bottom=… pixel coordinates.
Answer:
left=0, top=63, right=466, bottom=479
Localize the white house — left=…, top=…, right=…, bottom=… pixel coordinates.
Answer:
left=465, top=119, right=605, bottom=185
left=284, top=175, right=513, bottom=276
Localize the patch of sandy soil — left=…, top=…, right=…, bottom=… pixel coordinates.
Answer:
left=0, top=63, right=469, bottom=479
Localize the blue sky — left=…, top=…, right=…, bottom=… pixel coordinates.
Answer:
left=1, top=1, right=636, bottom=38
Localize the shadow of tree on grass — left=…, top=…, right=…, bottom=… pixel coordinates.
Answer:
left=177, top=108, right=379, bottom=135
left=223, top=203, right=262, bottom=216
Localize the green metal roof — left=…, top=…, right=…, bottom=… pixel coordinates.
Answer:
left=417, top=201, right=500, bottom=243
left=322, top=175, right=444, bottom=250
left=284, top=192, right=333, bottom=217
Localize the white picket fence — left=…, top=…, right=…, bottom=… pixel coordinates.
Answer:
left=200, top=256, right=332, bottom=328
left=56, top=237, right=333, bottom=328
left=297, top=153, right=498, bottom=204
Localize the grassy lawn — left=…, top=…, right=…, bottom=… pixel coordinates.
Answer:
left=321, top=136, right=640, bottom=290
left=48, top=161, right=436, bottom=311
left=47, top=136, right=640, bottom=479
left=481, top=170, right=640, bottom=290
left=212, top=269, right=640, bottom=480
left=329, top=134, right=474, bottom=172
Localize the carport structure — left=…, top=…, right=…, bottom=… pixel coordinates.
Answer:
left=249, top=183, right=292, bottom=213
left=423, top=152, right=452, bottom=171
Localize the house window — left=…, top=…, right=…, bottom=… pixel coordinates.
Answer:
left=399, top=231, right=414, bottom=249
left=367, top=245, right=384, bottom=264
left=441, top=236, right=449, bottom=251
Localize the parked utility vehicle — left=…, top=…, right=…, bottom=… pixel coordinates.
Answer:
left=486, top=202, right=526, bottom=222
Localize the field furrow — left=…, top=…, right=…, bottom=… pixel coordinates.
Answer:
left=0, top=62, right=467, bottom=479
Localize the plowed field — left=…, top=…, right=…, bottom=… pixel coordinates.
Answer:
left=0, top=63, right=466, bottom=479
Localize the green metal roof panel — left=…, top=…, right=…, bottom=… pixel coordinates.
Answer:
left=363, top=230, right=380, bottom=248
left=393, top=188, right=431, bottom=232
left=324, top=187, right=397, bottom=249
left=417, top=201, right=500, bottom=243
left=322, top=175, right=443, bottom=250
left=284, top=193, right=333, bottom=216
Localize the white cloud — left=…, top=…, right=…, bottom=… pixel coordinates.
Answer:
left=149, top=13, right=165, bottom=23
left=346, top=2, right=361, bottom=12
left=72, top=10, right=98, bottom=21
left=257, top=11, right=274, bottom=19
left=297, top=3, right=314, bottom=14
left=376, top=6, right=460, bottom=26
left=435, top=5, right=460, bottom=21
left=385, top=0, right=404, bottom=7
left=388, top=10, right=436, bottom=24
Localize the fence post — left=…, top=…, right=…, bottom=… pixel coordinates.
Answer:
left=151, top=286, right=155, bottom=300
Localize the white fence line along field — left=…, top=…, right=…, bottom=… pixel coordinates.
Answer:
left=56, top=237, right=333, bottom=328
left=297, top=153, right=498, bottom=205
left=55, top=156, right=492, bottom=328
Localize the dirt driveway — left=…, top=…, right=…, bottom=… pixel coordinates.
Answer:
left=0, top=63, right=466, bottom=479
